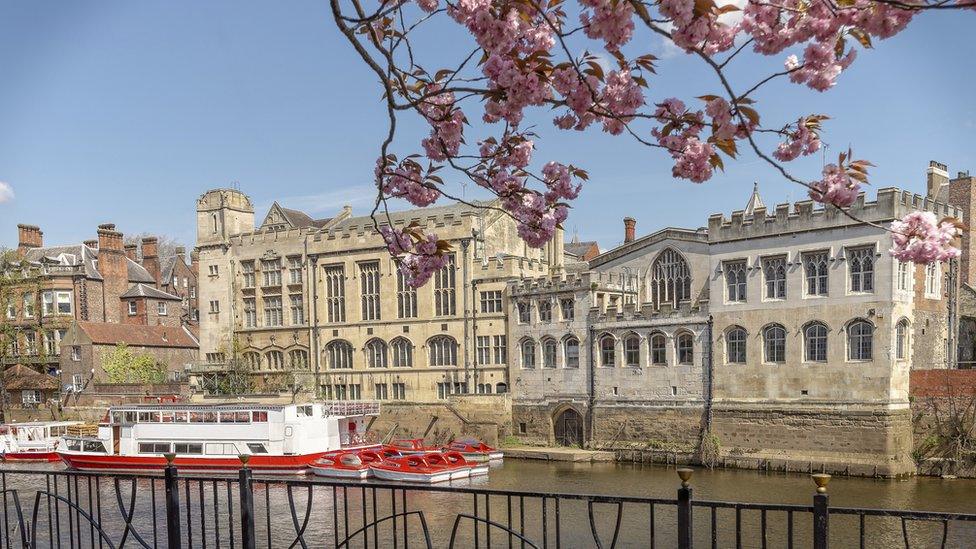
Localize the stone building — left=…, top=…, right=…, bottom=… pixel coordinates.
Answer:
left=193, top=189, right=563, bottom=401
left=509, top=179, right=961, bottom=477
left=1, top=223, right=194, bottom=382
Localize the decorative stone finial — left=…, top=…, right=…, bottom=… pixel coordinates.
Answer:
left=239, top=454, right=251, bottom=467
left=812, top=473, right=831, bottom=493
left=677, top=468, right=694, bottom=488
left=163, top=452, right=176, bottom=464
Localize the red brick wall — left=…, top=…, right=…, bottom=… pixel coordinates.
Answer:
left=910, top=369, right=976, bottom=397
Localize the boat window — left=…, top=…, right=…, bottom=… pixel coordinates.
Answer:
left=190, top=411, right=218, bottom=423
left=174, top=412, right=189, bottom=423
left=174, top=443, right=203, bottom=455
left=205, top=443, right=239, bottom=455
left=83, top=440, right=106, bottom=453
left=124, top=412, right=137, bottom=424
left=235, top=412, right=250, bottom=423
left=137, top=412, right=154, bottom=423
left=251, top=411, right=268, bottom=423
left=297, top=405, right=312, bottom=417
left=138, top=442, right=172, bottom=454
left=246, top=443, right=268, bottom=454
left=339, top=454, right=362, bottom=466
left=65, top=439, right=82, bottom=451
left=160, top=412, right=175, bottom=423
left=111, top=412, right=123, bottom=424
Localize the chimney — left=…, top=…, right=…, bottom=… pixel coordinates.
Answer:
left=927, top=160, right=950, bottom=201
left=141, top=237, right=161, bottom=286
left=623, top=217, right=636, bottom=243
left=175, top=246, right=186, bottom=260
left=124, top=244, right=138, bottom=261
left=17, top=224, right=43, bottom=256
left=97, top=223, right=128, bottom=322
left=83, top=239, right=98, bottom=250
left=190, top=250, right=199, bottom=278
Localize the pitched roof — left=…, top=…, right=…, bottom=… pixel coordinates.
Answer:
left=75, top=322, right=198, bottom=349
left=744, top=182, right=765, bottom=216
left=126, top=258, right=156, bottom=283
left=160, top=255, right=179, bottom=283
left=20, top=244, right=156, bottom=284
left=3, top=365, right=60, bottom=391
left=565, top=241, right=599, bottom=258
left=261, top=202, right=334, bottom=230
left=120, top=283, right=182, bottom=301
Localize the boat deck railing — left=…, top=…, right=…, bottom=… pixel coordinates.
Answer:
left=321, top=400, right=381, bottom=417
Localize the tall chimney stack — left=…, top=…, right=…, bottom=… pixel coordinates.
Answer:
left=124, top=244, right=138, bottom=262
left=17, top=224, right=43, bottom=256
left=175, top=246, right=186, bottom=260
left=141, top=237, right=161, bottom=286
left=623, top=217, right=636, bottom=243
left=83, top=239, right=98, bottom=250
left=927, top=160, right=950, bottom=201
left=190, top=250, right=199, bottom=278
left=97, top=223, right=127, bottom=322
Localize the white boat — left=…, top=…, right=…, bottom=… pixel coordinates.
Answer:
left=309, top=452, right=372, bottom=479
left=368, top=455, right=456, bottom=483
left=57, top=401, right=380, bottom=474
left=0, top=421, right=84, bottom=462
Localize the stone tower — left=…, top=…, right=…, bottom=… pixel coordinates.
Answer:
left=195, top=189, right=255, bottom=364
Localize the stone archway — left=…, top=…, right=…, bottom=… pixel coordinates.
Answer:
left=553, top=407, right=584, bottom=448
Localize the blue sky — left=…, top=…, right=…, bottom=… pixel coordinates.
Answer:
left=0, top=1, right=973, bottom=251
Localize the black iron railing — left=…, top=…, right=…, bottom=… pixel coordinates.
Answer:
left=0, top=462, right=973, bottom=548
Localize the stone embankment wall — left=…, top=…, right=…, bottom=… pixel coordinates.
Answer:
left=370, top=394, right=513, bottom=446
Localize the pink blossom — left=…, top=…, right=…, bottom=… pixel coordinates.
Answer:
left=416, top=0, right=438, bottom=13
left=671, top=137, right=714, bottom=183
left=808, top=163, right=860, bottom=207
left=773, top=117, right=822, bottom=162
left=418, top=85, right=465, bottom=161
left=579, top=0, right=635, bottom=51
left=377, top=158, right=441, bottom=207
left=542, top=161, right=581, bottom=202
left=381, top=226, right=451, bottom=287
left=789, top=41, right=856, bottom=91
left=890, top=211, right=961, bottom=264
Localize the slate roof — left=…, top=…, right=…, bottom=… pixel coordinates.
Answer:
left=75, top=322, right=198, bottom=349
left=329, top=200, right=496, bottom=230
left=565, top=241, right=599, bottom=258
left=3, top=365, right=60, bottom=391
left=160, top=255, right=179, bottom=285
left=120, top=283, right=182, bottom=301
left=20, top=244, right=157, bottom=283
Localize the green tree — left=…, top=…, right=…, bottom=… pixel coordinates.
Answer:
left=102, top=343, right=166, bottom=384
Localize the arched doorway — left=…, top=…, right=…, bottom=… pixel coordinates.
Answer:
left=553, top=408, right=584, bottom=448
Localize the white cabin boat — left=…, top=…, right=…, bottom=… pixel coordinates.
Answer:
left=0, top=421, right=84, bottom=462
left=57, top=401, right=379, bottom=474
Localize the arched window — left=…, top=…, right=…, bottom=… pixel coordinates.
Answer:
left=266, top=350, right=284, bottom=370
left=563, top=337, right=580, bottom=368
left=763, top=324, right=786, bottom=363
left=212, top=213, right=219, bottom=234
left=649, top=333, right=667, bottom=365
left=726, top=326, right=746, bottom=364
left=542, top=338, right=558, bottom=368
left=848, top=320, right=874, bottom=361
left=365, top=339, right=387, bottom=368
left=495, top=382, right=508, bottom=394
left=538, top=300, right=553, bottom=322
left=804, top=322, right=828, bottom=362
left=428, top=336, right=458, bottom=366
left=895, top=319, right=909, bottom=360
left=288, top=349, right=309, bottom=370
left=326, top=341, right=353, bottom=369
left=521, top=338, right=536, bottom=369
left=600, top=335, right=615, bottom=367
left=676, top=333, right=694, bottom=365
left=242, top=352, right=261, bottom=371
left=624, top=335, right=641, bottom=367
left=391, top=337, right=413, bottom=368
left=650, top=248, right=692, bottom=309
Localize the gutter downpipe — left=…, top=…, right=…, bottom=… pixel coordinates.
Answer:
left=461, top=238, right=471, bottom=393
left=308, top=239, right=321, bottom=398
left=587, top=324, right=596, bottom=448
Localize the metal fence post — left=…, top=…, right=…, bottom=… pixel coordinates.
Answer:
left=239, top=455, right=257, bottom=549
left=813, top=473, right=830, bottom=549
left=677, top=468, right=694, bottom=549
left=163, top=453, right=182, bottom=549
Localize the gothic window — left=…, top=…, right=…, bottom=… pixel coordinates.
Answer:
left=365, top=339, right=387, bottom=368
left=243, top=298, right=256, bottom=328
left=324, top=265, right=346, bottom=323
left=847, top=320, right=874, bottom=361
left=651, top=248, right=692, bottom=309
left=563, top=337, right=580, bottom=368
left=896, top=319, right=909, bottom=360
left=624, top=335, right=641, bottom=367
left=263, top=297, right=282, bottom=327
left=288, top=257, right=303, bottom=284
left=847, top=246, right=875, bottom=293
left=925, top=262, right=942, bottom=297
left=600, top=335, right=615, bottom=367
left=725, top=260, right=747, bottom=302
left=391, top=338, right=413, bottom=368
left=542, top=338, right=558, bottom=368
left=288, top=349, right=309, bottom=370
left=762, top=255, right=787, bottom=299
left=326, top=341, right=353, bottom=369
left=538, top=300, right=552, bottom=322
left=428, top=336, right=458, bottom=366
left=804, top=322, right=828, bottom=362
left=493, top=336, right=507, bottom=365
left=676, top=333, right=694, bottom=365
left=560, top=298, right=574, bottom=321
left=241, top=261, right=255, bottom=288
left=262, top=259, right=281, bottom=287
left=650, top=333, right=667, bottom=365
left=242, top=352, right=261, bottom=371
left=359, top=261, right=381, bottom=321
left=266, top=351, right=284, bottom=370
left=896, top=261, right=911, bottom=292
left=290, top=294, right=304, bottom=325
left=517, top=301, right=531, bottom=323
left=763, top=324, right=786, bottom=363
left=726, top=326, right=747, bottom=364
left=520, top=338, right=536, bottom=369
left=397, top=266, right=418, bottom=319
left=803, top=251, right=829, bottom=296
left=434, top=254, right=457, bottom=316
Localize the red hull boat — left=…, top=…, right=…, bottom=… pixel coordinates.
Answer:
left=2, top=451, right=61, bottom=463
left=59, top=451, right=330, bottom=475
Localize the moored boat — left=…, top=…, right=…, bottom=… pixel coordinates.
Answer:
left=57, top=401, right=380, bottom=474
left=387, top=438, right=441, bottom=455
left=0, top=421, right=84, bottom=462
left=442, top=451, right=489, bottom=477
left=423, top=452, right=471, bottom=480
left=442, top=438, right=503, bottom=462
left=310, top=452, right=372, bottom=479
left=368, top=455, right=454, bottom=484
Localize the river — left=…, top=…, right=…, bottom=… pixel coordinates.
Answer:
left=0, top=460, right=973, bottom=547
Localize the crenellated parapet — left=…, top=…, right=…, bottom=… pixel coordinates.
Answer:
left=707, top=187, right=964, bottom=243
left=508, top=269, right=636, bottom=297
